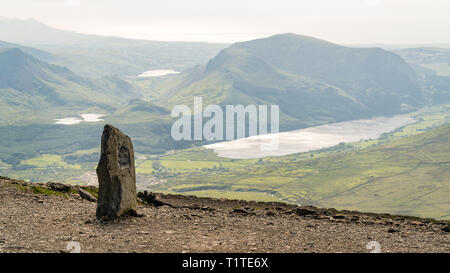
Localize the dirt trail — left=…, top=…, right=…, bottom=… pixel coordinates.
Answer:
left=0, top=177, right=449, bottom=253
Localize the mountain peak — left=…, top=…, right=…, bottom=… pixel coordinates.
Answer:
left=232, top=33, right=338, bottom=49
left=268, top=32, right=329, bottom=40
left=0, top=47, right=38, bottom=67
left=178, top=33, right=423, bottom=128
left=0, top=47, right=25, bottom=55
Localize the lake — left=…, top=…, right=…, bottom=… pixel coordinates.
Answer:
left=138, top=69, right=179, bottom=78
left=55, top=114, right=105, bottom=125
left=204, top=116, right=415, bottom=159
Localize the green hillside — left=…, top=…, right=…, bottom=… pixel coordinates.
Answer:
left=394, top=47, right=450, bottom=105
left=0, top=40, right=56, bottom=62
left=0, top=36, right=448, bottom=220
left=149, top=120, right=450, bottom=220
left=0, top=47, right=148, bottom=124
left=0, top=48, right=180, bottom=166
left=156, top=34, right=424, bottom=131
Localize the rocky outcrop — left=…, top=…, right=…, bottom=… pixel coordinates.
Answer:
left=77, top=187, right=96, bottom=202
left=296, top=207, right=318, bottom=216
left=47, top=182, right=71, bottom=192
left=96, top=124, right=137, bottom=220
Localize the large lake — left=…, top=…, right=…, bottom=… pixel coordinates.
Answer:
left=204, top=116, right=415, bottom=159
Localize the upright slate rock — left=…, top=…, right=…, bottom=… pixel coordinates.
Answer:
left=96, top=124, right=137, bottom=220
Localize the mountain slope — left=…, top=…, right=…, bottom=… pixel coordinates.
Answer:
left=151, top=121, right=450, bottom=220
left=394, top=47, right=450, bottom=105
left=0, top=18, right=228, bottom=77
left=158, top=34, right=424, bottom=130
left=0, top=49, right=188, bottom=165
left=314, top=121, right=450, bottom=219
left=0, top=40, right=56, bottom=62
left=0, top=48, right=136, bottom=124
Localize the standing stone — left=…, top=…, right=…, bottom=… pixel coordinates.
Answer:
left=96, top=124, right=137, bottom=220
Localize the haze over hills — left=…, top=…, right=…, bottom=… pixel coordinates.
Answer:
left=1, top=32, right=448, bottom=150
left=0, top=47, right=189, bottom=164
left=0, top=32, right=445, bottom=166
left=0, top=40, right=56, bottom=62
left=1, top=0, right=450, bottom=255
left=0, top=47, right=139, bottom=124
left=394, top=47, right=450, bottom=104
left=0, top=25, right=449, bottom=222
left=0, top=18, right=228, bottom=77
left=157, top=33, right=424, bottom=130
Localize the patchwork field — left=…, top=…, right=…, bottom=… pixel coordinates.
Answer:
left=1, top=104, right=450, bottom=220
left=150, top=121, right=450, bottom=220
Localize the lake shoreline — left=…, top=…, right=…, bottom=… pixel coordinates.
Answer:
left=204, top=116, right=416, bottom=159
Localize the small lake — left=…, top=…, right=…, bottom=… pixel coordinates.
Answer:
left=138, top=69, right=179, bottom=78
left=55, top=114, right=105, bottom=125
left=81, top=114, right=104, bottom=122
left=204, top=116, right=415, bottom=159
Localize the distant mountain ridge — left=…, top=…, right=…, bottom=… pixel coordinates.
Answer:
left=0, top=40, right=56, bottom=62
left=158, top=33, right=424, bottom=130
left=0, top=47, right=137, bottom=124
left=0, top=46, right=188, bottom=164
left=0, top=33, right=434, bottom=168
left=0, top=17, right=228, bottom=77
left=394, top=47, right=450, bottom=105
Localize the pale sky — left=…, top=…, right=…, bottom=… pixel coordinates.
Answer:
left=1, top=0, right=449, bottom=44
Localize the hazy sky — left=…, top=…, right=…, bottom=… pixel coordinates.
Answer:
left=1, top=0, right=449, bottom=44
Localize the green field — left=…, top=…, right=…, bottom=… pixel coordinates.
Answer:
left=2, top=104, right=450, bottom=220
left=144, top=105, right=450, bottom=220
left=2, top=25, right=450, bottom=223
left=422, top=62, right=450, bottom=77
left=148, top=120, right=450, bottom=220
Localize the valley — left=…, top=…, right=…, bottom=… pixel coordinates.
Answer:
left=0, top=20, right=450, bottom=221
left=1, top=103, right=449, bottom=220
left=150, top=111, right=450, bottom=220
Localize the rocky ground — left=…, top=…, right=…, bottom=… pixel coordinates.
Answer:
left=0, top=176, right=449, bottom=253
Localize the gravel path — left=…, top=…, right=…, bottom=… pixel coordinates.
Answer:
left=0, top=177, right=449, bottom=253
